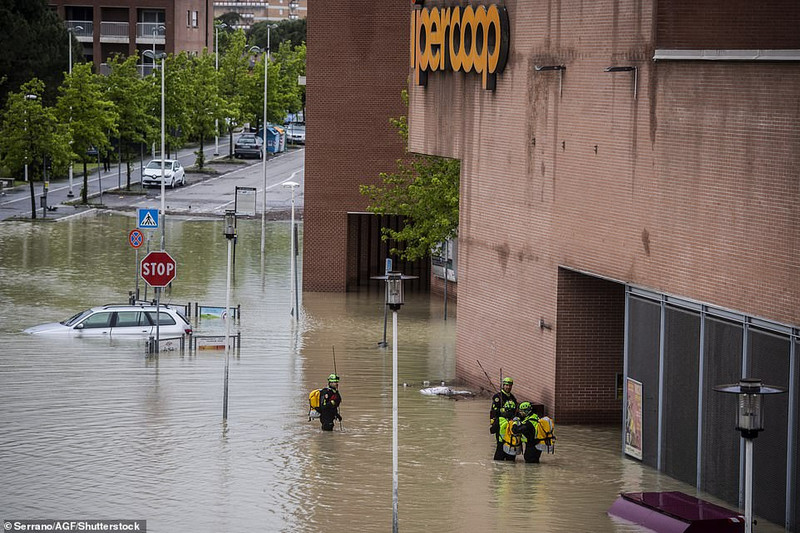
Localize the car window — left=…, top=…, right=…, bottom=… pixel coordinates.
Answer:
left=114, top=311, right=149, bottom=327
left=146, top=161, right=162, bottom=170
left=63, top=309, right=91, bottom=326
left=79, top=312, right=113, bottom=329
left=146, top=311, right=176, bottom=326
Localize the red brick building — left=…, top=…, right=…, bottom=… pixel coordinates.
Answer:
left=405, top=0, right=799, bottom=527
left=50, top=0, right=213, bottom=73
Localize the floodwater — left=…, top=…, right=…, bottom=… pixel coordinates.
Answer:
left=0, top=212, right=788, bottom=532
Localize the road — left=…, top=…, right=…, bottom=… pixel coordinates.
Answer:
left=0, top=139, right=304, bottom=221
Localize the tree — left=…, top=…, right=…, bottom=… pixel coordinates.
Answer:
left=360, top=91, right=460, bottom=261
left=0, top=0, right=75, bottom=106
left=102, top=53, right=154, bottom=190
left=218, top=30, right=251, bottom=157
left=56, top=63, right=117, bottom=204
left=248, top=19, right=306, bottom=51
left=183, top=51, right=224, bottom=169
left=271, top=41, right=306, bottom=120
left=242, top=51, right=281, bottom=133
left=0, top=79, right=71, bottom=218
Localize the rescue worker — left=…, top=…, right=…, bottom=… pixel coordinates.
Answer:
left=489, top=377, right=518, bottom=435
left=511, top=401, right=543, bottom=463
left=494, top=400, right=522, bottom=461
left=318, top=373, right=342, bottom=431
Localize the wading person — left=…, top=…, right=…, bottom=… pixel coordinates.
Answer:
left=318, top=373, right=342, bottom=431
left=495, top=401, right=522, bottom=461
left=489, top=377, right=517, bottom=435
left=512, top=402, right=542, bottom=463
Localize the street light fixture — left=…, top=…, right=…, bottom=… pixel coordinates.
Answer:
left=151, top=24, right=165, bottom=72
left=67, top=25, right=84, bottom=198
left=714, top=378, right=786, bottom=533
left=222, top=209, right=237, bottom=420
left=214, top=22, right=227, bottom=156
left=371, top=270, right=418, bottom=533
left=143, top=49, right=167, bottom=250
left=282, top=179, right=300, bottom=317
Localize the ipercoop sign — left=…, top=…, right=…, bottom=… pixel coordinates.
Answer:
left=411, top=2, right=510, bottom=90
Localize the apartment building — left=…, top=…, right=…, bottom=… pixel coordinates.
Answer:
left=213, top=0, right=306, bottom=30
left=50, top=0, right=213, bottom=74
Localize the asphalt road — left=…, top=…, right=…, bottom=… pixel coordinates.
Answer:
left=0, top=141, right=304, bottom=222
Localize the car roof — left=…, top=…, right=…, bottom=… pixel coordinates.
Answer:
left=89, top=303, right=181, bottom=311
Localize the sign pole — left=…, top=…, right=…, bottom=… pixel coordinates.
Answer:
left=134, top=248, right=139, bottom=300
left=155, top=286, right=161, bottom=352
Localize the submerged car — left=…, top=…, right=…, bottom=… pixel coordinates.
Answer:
left=142, top=159, right=185, bottom=188
left=24, top=303, right=192, bottom=339
left=234, top=134, right=264, bottom=159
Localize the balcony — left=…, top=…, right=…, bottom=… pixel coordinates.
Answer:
left=137, top=23, right=166, bottom=45
left=66, top=20, right=93, bottom=42
left=100, top=21, right=129, bottom=43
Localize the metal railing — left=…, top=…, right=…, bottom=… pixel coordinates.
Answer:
left=138, top=22, right=166, bottom=39
left=100, top=21, right=129, bottom=39
left=66, top=20, right=93, bottom=38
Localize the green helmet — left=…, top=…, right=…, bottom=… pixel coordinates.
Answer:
left=502, top=377, right=513, bottom=386
left=501, top=400, right=516, bottom=415
left=328, top=373, right=340, bottom=383
left=519, top=401, right=532, bottom=412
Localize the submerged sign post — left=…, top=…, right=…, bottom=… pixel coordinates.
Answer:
left=140, top=251, right=176, bottom=287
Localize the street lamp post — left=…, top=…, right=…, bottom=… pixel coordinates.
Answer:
left=714, top=378, right=787, bottom=533
left=371, top=271, right=417, bottom=533
left=214, top=23, right=227, bottom=156
left=144, top=49, right=167, bottom=250
left=252, top=24, right=277, bottom=261
left=282, top=180, right=300, bottom=317
left=67, top=25, right=83, bottom=198
left=222, top=210, right=237, bottom=420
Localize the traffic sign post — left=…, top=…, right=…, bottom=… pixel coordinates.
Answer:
left=129, top=229, right=145, bottom=303
left=140, top=250, right=176, bottom=354
left=140, top=251, right=176, bottom=288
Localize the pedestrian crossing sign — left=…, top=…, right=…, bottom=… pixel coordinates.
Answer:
left=138, top=208, right=159, bottom=229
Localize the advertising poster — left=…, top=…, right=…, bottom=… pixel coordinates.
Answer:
left=625, top=377, right=643, bottom=460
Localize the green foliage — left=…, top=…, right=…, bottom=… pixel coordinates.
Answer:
left=248, top=19, right=306, bottom=51
left=182, top=51, right=224, bottom=169
left=271, top=41, right=306, bottom=118
left=101, top=53, right=154, bottom=189
left=55, top=62, right=117, bottom=203
left=360, top=91, right=460, bottom=261
left=218, top=30, right=251, bottom=153
left=0, top=0, right=73, bottom=106
left=0, top=79, right=71, bottom=217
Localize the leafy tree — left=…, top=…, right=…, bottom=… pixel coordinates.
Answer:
left=360, top=91, right=460, bottom=261
left=56, top=63, right=118, bottom=203
left=0, top=79, right=71, bottom=218
left=102, top=53, right=155, bottom=190
left=182, top=51, right=224, bottom=169
left=271, top=41, right=306, bottom=120
left=248, top=19, right=306, bottom=51
left=242, top=52, right=281, bottom=133
left=0, top=0, right=75, bottom=105
left=216, top=12, right=241, bottom=30
left=218, top=30, right=251, bottom=157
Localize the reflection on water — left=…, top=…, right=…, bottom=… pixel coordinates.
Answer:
left=0, top=213, right=787, bottom=532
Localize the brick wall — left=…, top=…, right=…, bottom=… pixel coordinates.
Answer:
left=555, top=269, right=624, bottom=424
left=304, top=1, right=409, bottom=291
left=410, top=0, right=800, bottom=422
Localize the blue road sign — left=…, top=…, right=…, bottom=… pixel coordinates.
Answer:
left=138, top=208, right=159, bottom=229
left=385, top=258, right=392, bottom=274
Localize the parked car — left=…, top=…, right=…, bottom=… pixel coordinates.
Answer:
left=142, top=159, right=185, bottom=188
left=234, top=134, right=264, bottom=159
left=286, top=123, right=305, bottom=144
left=24, top=303, right=192, bottom=339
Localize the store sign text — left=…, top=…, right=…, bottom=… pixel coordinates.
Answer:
left=411, top=3, right=509, bottom=91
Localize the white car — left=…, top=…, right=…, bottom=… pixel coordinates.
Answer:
left=142, top=159, right=185, bottom=188
left=24, top=303, right=192, bottom=339
left=286, top=123, right=305, bottom=144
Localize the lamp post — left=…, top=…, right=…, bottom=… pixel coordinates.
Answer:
left=371, top=271, right=417, bottom=533
left=67, top=25, right=83, bottom=198
left=222, top=209, right=237, bottom=420
left=282, top=180, right=300, bottom=317
left=251, top=23, right=277, bottom=261
left=143, top=49, right=167, bottom=250
left=714, top=378, right=786, bottom=533
left=214, top=23, right=227, bottom=156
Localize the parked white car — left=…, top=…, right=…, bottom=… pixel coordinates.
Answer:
left=142, top=159, right=185, bottom=188
left=24, top=303, right=192, bottom=339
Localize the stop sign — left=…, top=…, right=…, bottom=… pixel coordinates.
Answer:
left=140, top=251, right=177, bottom=287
